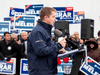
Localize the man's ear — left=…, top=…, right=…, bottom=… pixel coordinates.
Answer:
left=44, top=15, right=48, bottom=21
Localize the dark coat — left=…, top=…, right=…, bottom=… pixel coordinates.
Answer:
left=21, top=41, right=27, bottom=58
left=27, top=19, right=63, bottom=75
left=0, top=39, right=20, bottom=58
left=85, top=38, right=100, bottom=62
left=87, top=48, right=100, bottom=62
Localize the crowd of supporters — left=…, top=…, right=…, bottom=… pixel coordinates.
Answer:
left=0, top=30, right=100, bottom=75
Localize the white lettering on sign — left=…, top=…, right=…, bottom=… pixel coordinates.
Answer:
left=57, top=66, right=64, bottom=73
left=83, top=64, right=99, bottom=75
left=23, top=63, right=28, bottom=71
left=15, top=21, right=34, bottom=27
left=26, top=9, right=40, bottom=14
left=73, top=15, right=83, bottom=23
left=11, top=10, right=23, bottom=15
left=0, top=63, right=12, bottom=71
left=56, top=11, right=72, bottom=19
left=0, top=28, right=8, bottom=32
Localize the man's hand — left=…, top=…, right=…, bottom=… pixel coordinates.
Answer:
left=59, top=48, right=66, bottom=53
left=59, top=37, right=67, bottom=48
left=17, top=40, right=21, bottom=45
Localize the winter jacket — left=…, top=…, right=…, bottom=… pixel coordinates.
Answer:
left=0, top=39, right=20, bottom=58
left=27, top=19, right=63, bottom=75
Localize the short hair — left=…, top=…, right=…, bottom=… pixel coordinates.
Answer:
left=11, top=33, right=17, bottom=37
left=28, top=31, right=31, bottom=34
left=4, top=32, right=10, bottom=36
left=39, top=7, right=56, bottom=21
left=21, top=31, right=27, bottom=36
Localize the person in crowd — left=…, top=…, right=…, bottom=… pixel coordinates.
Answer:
left=11, top=33, right=18, bottom=42
left=27, top=7, right=67, bottom=75
left=0, top=32, right=20, bottom=75
left=0, top=35, right=2, bottom=41
left=85, top=38, right=100, bottom=62
left=21, top=31, right=28, bottom=43
left=69, top=32, right=83, bottom=50
left=20, top=31, right=28, bottom=58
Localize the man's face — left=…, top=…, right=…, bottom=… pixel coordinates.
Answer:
left=4, top=34, right=11, bottom=42
left=71, top=35, right=76, bottom=41
left=21, top=32, right=28, bottom=40
left=45, top=11, right=56, bottom=25
left=74, top=32, right=79, bottom=38
left=13, top=36, right=18, bottom=42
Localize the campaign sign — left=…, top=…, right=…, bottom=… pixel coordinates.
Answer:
left=80, top=56, right=100, bottom=75
left=0, top=58, right=16, bottom=74
left=4, top=17, right=20, bottom=34
left=57, top=60, right=72, bottom=75
left=53, top=7, right=73, bottom=21
left=4, top=17, right=14, bottom=29
left=9, top=7, right=24, bottom=16
left=73, top=11, right=85, bottom=24
left=20, top=59, right=29, bottom=75
left=0, top=21, right=10, bottom=35
left=25, top=4, right=44, bottom=16
left=14, top=15, right=36, bottom=30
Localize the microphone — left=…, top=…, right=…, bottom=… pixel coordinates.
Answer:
left=54, top=29, right=63, bottom=37
left=54, top=29, right=82, bottom=50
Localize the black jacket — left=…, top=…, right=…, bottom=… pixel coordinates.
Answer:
left=0, top=39, right=20, bottom=58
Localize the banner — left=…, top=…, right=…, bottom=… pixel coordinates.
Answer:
left=54, top=7, right=73, bottom=21
left=0, top=58, right=16, bottom=74
left=25, top=4, right=44, bottom=21
left=53, top=7, right=85, bottom=24
left=4, top=17, right=20, bottom=34
left=0, top=21, right=10, bottom=35
left=80, top=56, right=100, bottom=75
left=20, top=59, right=28, bottom=75
left=57, top=60, right=72, bottom=75
left=20, top=59, right=72, bottom=75
left=72, top=11, right=85, bottom=24
left=25, top=4, right=44, bottom=16
left=9, top=7, right=24, bottom=17
left=14, top=15, right=36, bottom=30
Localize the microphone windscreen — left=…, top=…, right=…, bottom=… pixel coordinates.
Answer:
left=54, top=29, right=62, bottom=37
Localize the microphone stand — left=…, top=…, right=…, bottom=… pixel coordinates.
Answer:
left=65, top=38, right=85, bottom=75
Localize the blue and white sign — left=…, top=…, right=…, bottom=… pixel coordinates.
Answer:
left=20, top=59, right=28, bottom=75
left=0, top=58, right=16, bottom=74
left=80, top=56, right=100, bottom=75
left=54, top=7, right=73, bottom=21
left=9, top=7, right=24, bottom=17
left=14, top=15, right=36, bottom=30
left=0, top=21, right=10, bottom=35
left=73, top=11, right=85, bottom=24
left=4, top=17, right=20, bottom=34
left=57, top=60, right=72, bottom=75
left=25, top=4, right=44, bottom=16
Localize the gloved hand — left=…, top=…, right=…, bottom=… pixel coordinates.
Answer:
left=6, top=56, right=11, bottom=61
left=0, top=53, right=5, bottom=60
